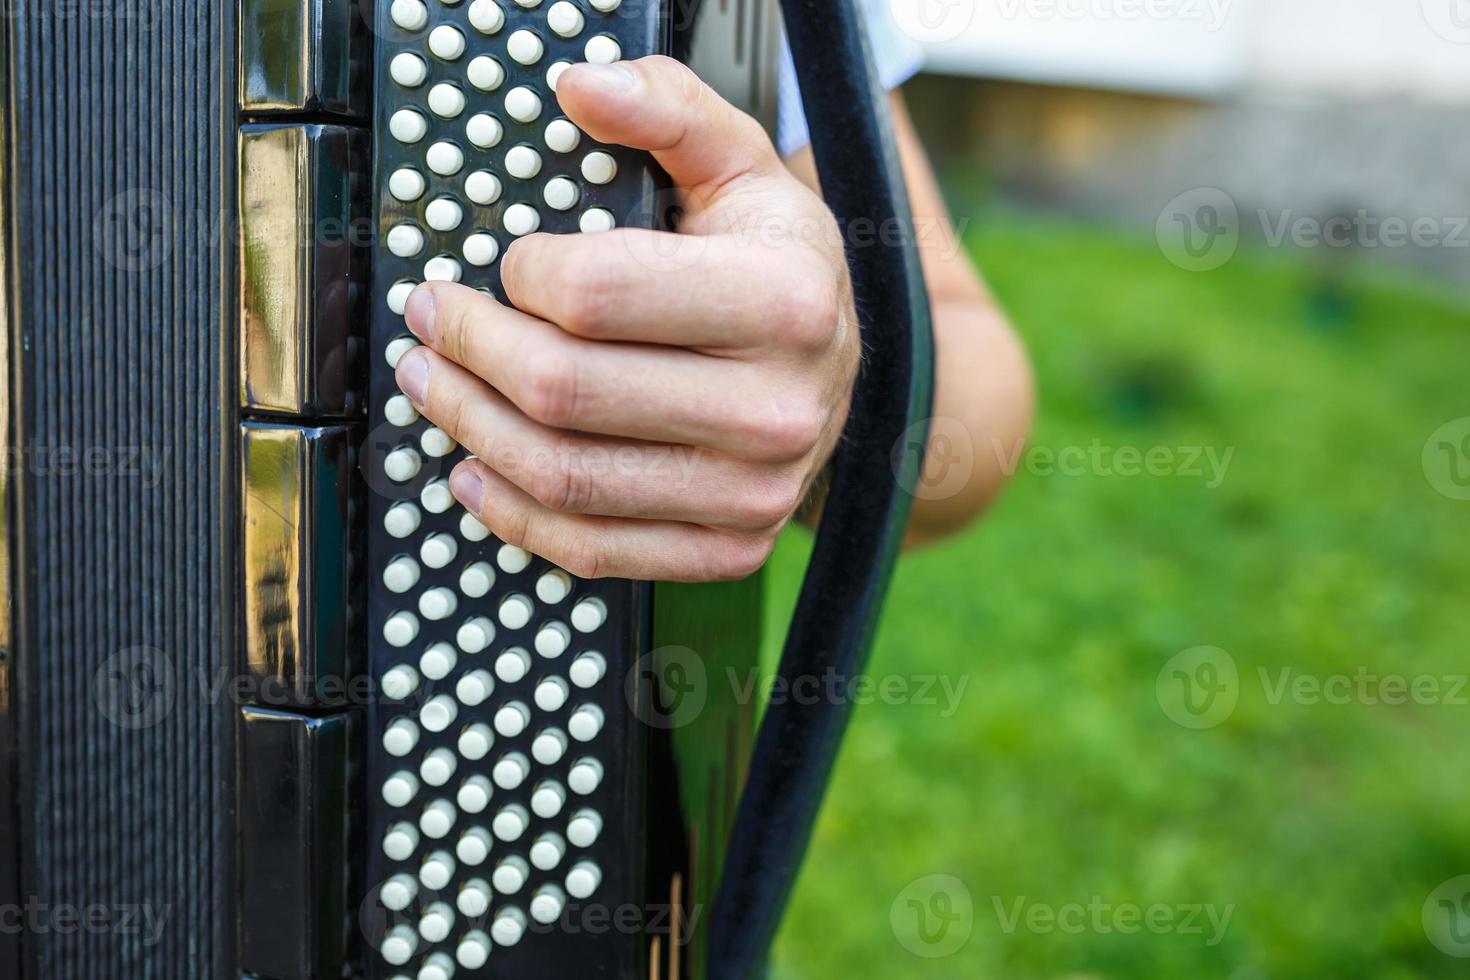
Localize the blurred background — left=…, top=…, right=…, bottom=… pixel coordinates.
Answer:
left=765, top=0, right=1470, bottom=976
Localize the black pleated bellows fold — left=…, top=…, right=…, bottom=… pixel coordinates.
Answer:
left=12, top=1, right=228, bottom=976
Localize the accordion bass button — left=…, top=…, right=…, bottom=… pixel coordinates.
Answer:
left=459, top=561, right=496, bottom=598
left=491, top=907, right=528, bottom=947
left=385, top=393, right=420, bottom=428
left=465, top=170, right=504, bottom=205
left=546, top=61, right=571, bottom=91
left=503, top=204, right=541, bottom=237
left=388, top=280, right=418, bottom=316
left=387, top=223, right=426, bottom=258
left=390, top=167, right=427, bottom=202
left=504, top=86, right=542, bottom=123
left=565, top=860, right=602, bottom=899
left=383, top=821, right=421, bottom=861
left=463, top=233, right=500, bottom=267
left=456, top=669, right=495, bottom=707
left=390, top=108, right=430, bottom=144
left=426, top=141, right=466, bottom=176
left=467, top=55, right=505, bottom=92
left=383, top=556, right=422, bottom=594
left=507, top=29, right=545, bottom=66
left=567, top=704, right=604, bottom=742
left=534, top=676, right=569, bottom=712
left=380, top=873, right=419, bottom=912
left=457, top=880, right=492, bottom=918
left=380, top=924, right=419, bottom=967
left=589, top=0, right=621, bottom=11
left=421, top=694, right=460, bottom=732
left=579, top=208, right=616, bottom=234
left=492, top=802, right=530, bottom=840
left=460, top=512, right=491, bottom=541
left=566, top=808, right=603, bottom=847
left=530, top=884, right=566, bottom=924
left=391, top=52, right=429, bottom=88
left=421, top=850, right=458, bottom=890
left=418, top=951, right=457, bottom=980
left=429, top=25, right=468, bottom=61
left=497, top=544, right=532, bottom=573
left=543, top=177, right=580, bottom=212
left=580, top=151, right=617, bottom=185
left=424, top=255, right=464, bottom=283
left=421, top=479, right=455, bottom=514
left=584, top=34, right=621, bottom=65
left=384, top=447, right=424, bottom=484
left=456, top=826, right=493, bottom=865
left=385, top=502, right=422, bottom=539
left=505, top=145, right=543, bottom=180
left=385, top=336, right=419, bottom=368
left=534, top=621, right=570, bottom=658
left=531, top=781, right=567, bottom=819
left=457, top=724, right=494, bottom=763
left=498, top=593, right=534, bottom=630
left=420, top=642, right=459, bottom=681
left=420, top=798, right=459, bottom=839
left=491, top=854, right=530, bottom=894
left=468, top=0, right=506, bottom=33
left=419, top=587, right=459, bottom=621
left=382, top=664, right=422, bottom=701
left=420, top=747, right=459, bottom=786
left=456, top=929, right=492, bottom=969
left=383, top=770, right=422, bottom=807
left=544, top=119, right=581, bottom=154
left=465, top=113, right=504, bottom=149
left=421, top=427, right=457, bottom=458
left=425, top=197, right=464, bottom=232
left=457, top=774, right=493, bottom=812
left=428, top=82, right=467, bottom=119
left=531, top=727, right=568, bottom=765
left=567, top=757, right=603, bottom=795
left=569, top=651, right=606, bottom=689
left=421, top=532, right=459, bottom=569
left=529, top=831, right=566, bottom=870
left=495, top=646, right=532, bottom=683
left=570, top=596, right=607, bottom=633
left=535, top=569, right=572, bottom=604
left=384, top=611, right=421, bottom=647
left=383, top=718, right=422, bottom=757
left=547, top=1, right=584, bottom=37
left=492, top=750, right=531, bottom=788
left=512, top=0, right=542, bottom=7
left=418, top=902, right=455, bottom=943
left=391, top=0, right=430, bottom=31
left=456, top=616, right=496, bottom=654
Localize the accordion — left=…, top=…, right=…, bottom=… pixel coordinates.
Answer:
left=0, top=1, right=930, bottom=978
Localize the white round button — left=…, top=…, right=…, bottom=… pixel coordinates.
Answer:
left=383, top=611, right=420, bottom=648
left=465, top=112, right=503, bottom=148
left=581, top=151, right=617, bottom=185
left=571, top=597, right=608, bottom=632
left=565, top=860, right=602, bottom=899
left=421, top=532, right=459, bottom=569
left=568, top=757, right=603, bottom=795
left=584, top=35, right=621, bottom=64
left=382, top=770, right=421, bottom=807
left=534, top=569, right=572, bottom=604
left=456, top=669, right=494, bottom=707
left=494, top=701, right=531, bottom=738
left=421, top=694, right=460, bottom=733
left=420, top=798, right=457, bottom=839
left=495, top=647, right=532, bottom=683
left=492, top=753, right=530, bottom=791
left=467, top=55, right=505, bottom=91
left=499, top=594, right=534, bottom=630
left=457, top=930, right=492, bottom=970
left=382, top=664, right=421, bottom=701
left=390, top=108, right=429, bottom=144
left=458, top=724, right=494, bottom=763
left=418, top=902, right=454, bottom=943
left=547, top=1, right=584, bottom=37
left=425, top=197, right=464, bottom=232
left=384, top=821, right=420, bottom=861
left=531, top=781, right=566, bottom=819
left=383, top=556, right=421, bottom=594
left=419, top=642, right=458, bottom=681
left=384, top=446, right=423, bottom=483
left=465, top=170, right=503, bottom=205
left=460, top=561, right=496, bottom=598
left=567, top=808, right=603, bottom=847
left=419, top=952, right=456, bottom=980
left=385, top=336, right=418, bottom=367
left=429, top=82, right=467, bottom=118
left=569, top=651, right=607, bottom=688
left=391, top=0, right=430, bottom=30
left=534, top=676, right=569, bottom=712
left=457, top=881, right=492, bottom=919
left=568, top=704, right=604, bottom=742
left=530, top=884, right=566, bottom=924
left=457, top=774, right=493, bottom=813
left=468, top=0, right=505, bottom=33
left=579, top=208, right=616, bottom=234
left=491, top=907, right=527, bottom=947
left=460, top=512, right=490, bottom=541
left=420, top=587, right=458, bottom=621
left=420, top=747, right=458, bottom=786
left=546, top=61, right=571, bottom=91
left=381, top=873, right=419, bottom=911
left=380, top=925, right=418, bottom=967
left=534, top=621, right=569, bottom=658
left=424, top=254, right=463, bottom=283
left=456, top=616, right=496, bottom=653
left=426, top=141, right=465, bottom=175
left=390, top=167, right=427, bottom=201
left=387, top=223, right=426, bottom=258
left=590, top=0, right=621, bottom=10
left=422, top=427, right=456, bottom=457
left=385, top=393, right=419, bottom=427
left=384, top=501, right=422, bottom=538
left=505, top=144, right=542, bottom=180
left=544, top=118, right=581, bottom=153
left=492, top=803, right=529, bottom=840
left=421, top=479, right=454, bottom=513
left=543, top=177, right=579, bottom=212
left=463, top=233, right=500, bottom=267
left=387, top=280, right=417, bottom=315
left=429, top=24, right=467, bottom=60
left=390, top=53, right=429, bottom=87
left=492, top=855, right=529, bottom=894
left=420, top=850, right=457, bottom=890
left=504, top=86, right=542, bottom=123
left=503, top=204, right=540, bottom=237
left=383, top=718, right=421, bottom=757
left=532, top=727, right=568, bottom=765
left=456, top=826, right=492, bottom=865
left=507, top=29, right=544, bottom=64
left=497, top=544, right=532, bottom=573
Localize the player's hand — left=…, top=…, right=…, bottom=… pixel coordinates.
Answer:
left=395, top=56, right=859, bottom=581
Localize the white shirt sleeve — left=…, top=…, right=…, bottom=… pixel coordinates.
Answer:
left=775, top=0, right=927, bottom=157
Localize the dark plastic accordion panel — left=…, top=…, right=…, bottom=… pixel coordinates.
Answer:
left=8, top=2, right=232, bottom=977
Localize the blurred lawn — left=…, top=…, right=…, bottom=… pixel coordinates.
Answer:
left=760, top=210, right=1470, bottom=979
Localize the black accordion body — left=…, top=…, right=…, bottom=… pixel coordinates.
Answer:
left=0, top=1, right=930, bottom=978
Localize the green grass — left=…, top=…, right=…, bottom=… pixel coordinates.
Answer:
left=761, top=211, right=1470, bottom=979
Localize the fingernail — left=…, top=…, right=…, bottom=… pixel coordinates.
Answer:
left=405, top=285, right=437, bottom=343
left=396, top=349, right=429, bottom=406
left=451, top=465, right=485, bottom=513
left=573, top=62, right=635, bottom=92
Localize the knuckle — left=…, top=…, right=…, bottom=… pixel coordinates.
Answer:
left=706, top=534, right=774, bottom=582
left=529, top=451, right=596, bottom=514
left=777, top=270, right=840, bottom=346
left=518, top=346, right=581, bottom=427
left=739, top=474, right=804, bottom=530
left=558, top=532, right=611, bottom=580
left=755, top=390, right=826, bottom=460
left=558, top=259, right=618, bottom=336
